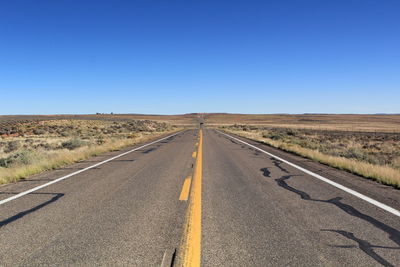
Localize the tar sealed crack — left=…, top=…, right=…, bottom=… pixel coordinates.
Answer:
left=260, top=167, right=271, bottom=178
left=142, top=147, right=157, bottom=154
left=260, top=172, right=400, bottom=266
left=228, top=139, right=239, bottom=145
left=322, top=229, right=398, bottom=267
left=271, top=158, right=290, bottom=173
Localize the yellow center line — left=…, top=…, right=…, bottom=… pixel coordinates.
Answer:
left=179, top=177, right=192, bottom=201
left=181, top=129, right=203, bottom=267
left=192, top=151, right=197, bottom=158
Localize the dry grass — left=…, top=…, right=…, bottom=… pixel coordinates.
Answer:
left=205, top=113, right=400, bottom=132
left=0, top=113, right=200, bottom=127
left=222, top=126, right=400, bottom=188
left=0, top=119, right=180, bottom=185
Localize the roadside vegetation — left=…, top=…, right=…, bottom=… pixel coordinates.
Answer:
left=206, top=113, right=400, bottom=132
left=221, top=124, right=400, bottom=188
left=0, top=119, right=178, bottom=185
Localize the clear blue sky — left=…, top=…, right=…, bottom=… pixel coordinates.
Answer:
left=1, top=0, right=399, bottom=115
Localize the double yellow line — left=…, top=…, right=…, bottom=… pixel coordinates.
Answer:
left=180, top=129, right=203, bottom=267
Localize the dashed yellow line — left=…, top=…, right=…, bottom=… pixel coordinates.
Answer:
left=179, top=177, right=192, bottom=201
left=181, top=129, right=203, bottom=267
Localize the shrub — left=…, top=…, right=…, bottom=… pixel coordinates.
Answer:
left=127, top=133, right=140, bottom=139
left=340, top=147, right=380, bottom=165
left=286, top=129, right=298, bottom=136
left=0, top=150, right=37, bottom=168
left=4, top=141, right=20, bottom=153
left=96, top=136, right=106, bottom=145
left=61, top=137, right=86, bottom=150
left=268, top=133, right=284, bottom=140
left=262, top=132, right=269, bottom=138
left=60, top=131, right=70, bottom=137
left=33, top=128, right=46, bottom=135
left=242, top=125, right=250, bottom=132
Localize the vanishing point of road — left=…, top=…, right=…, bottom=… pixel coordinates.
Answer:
left=1, top=128, right=399, bottom=266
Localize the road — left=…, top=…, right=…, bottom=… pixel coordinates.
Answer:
left=0, top=128, right=399, bottom=266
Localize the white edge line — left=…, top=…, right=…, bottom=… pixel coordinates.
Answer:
left=0, top=131, right=183, bottom=206
left=217, top=130, right=400, bottom=217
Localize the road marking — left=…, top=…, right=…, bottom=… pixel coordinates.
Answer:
left=182, top=129, right=203, bottom=267
left=179, top=176, right=192, bottom=201
left=217, top=130, right=400, bottom=218
left=0, top=131, right=183, bottom=206
left=195, top=142, right=198, bottom=147
left=192, top=151, right=197, bottom=158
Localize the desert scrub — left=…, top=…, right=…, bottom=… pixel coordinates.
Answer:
left=222, top=125, right=400, bottom=188
left=0, top=150, right=40, bottom=168
left=4, top=141, right=20, bottom=153
left=0, top=119, right=179, bottom=184
left=61, top=137, right=87, bottom=150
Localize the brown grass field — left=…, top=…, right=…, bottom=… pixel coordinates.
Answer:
left=0, top=116, right=183, bottom=185
left=204, top=113, right=400, bottom=188
left=0, top=113, right=199, bottom=126
left=204, top=113, right=400, bottom=132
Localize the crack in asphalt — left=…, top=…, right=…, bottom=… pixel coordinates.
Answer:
left=141, top=144, right=163, bottom=154
left=271, top=158, right=290, bottom=173
left=322, top=229, right=398, bottom=267
left=228, top=138, right=239, bottom=145
left=260, top=167, right=271, bottom=178
left=260, top=171, right=400, bottom=266
left=142, top=147, right=157, bottom=154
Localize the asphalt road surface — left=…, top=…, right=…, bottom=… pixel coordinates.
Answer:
left=0, top=128, right=399, bottom=266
